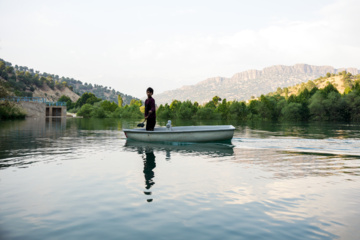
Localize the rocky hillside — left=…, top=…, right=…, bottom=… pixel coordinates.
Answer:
left=61, top=79, right=137, bottom=105
left=155, top=64, right=360, bottom=104
left=0, top=75, right=79, bottom=103
left=33, top=84, right=80, bottom=102
left=0, top=58, right=138, bottom=105
left=267, top=71, right=360, bottom=98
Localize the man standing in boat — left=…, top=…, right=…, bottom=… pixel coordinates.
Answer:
left=145, top=87, right=156, bottom=131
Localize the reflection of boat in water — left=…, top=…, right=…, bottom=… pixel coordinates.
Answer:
left=124, top=140, right=234, bottom=158
left=123, top=125, right=235, bottom=143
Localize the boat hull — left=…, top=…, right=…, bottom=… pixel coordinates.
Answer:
left=123, top=125, right=235, bottom=143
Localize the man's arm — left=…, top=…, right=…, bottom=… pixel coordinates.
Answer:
left=150, top=98, right=155, bottom=113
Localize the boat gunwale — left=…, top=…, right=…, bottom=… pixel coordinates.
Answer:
left=123, top=125, right=235, bottom=134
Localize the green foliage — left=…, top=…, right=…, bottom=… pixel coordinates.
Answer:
left=228, top=101, right=247, bottom=120
left=212, top=96, right=221, bottom=105
left=130, top=99, right=142, bottom=107
left=156, top=103, right=173, bottom=119
left=307, top=83, right=347, bottom=121
left=58, top=95, right=72, bottom=102
left=178, top=100, right=198, bottom=119
left=58, top=95, right=75, bottom=111
left=117, top=95, right=123, bottom=107
left=0, top=101, right=26, bottom=120
left=195, top=107, right=218, bottom=120
left=0, top=58, right=139, bottom=106
left=100, top=100, right=118, bottom=112
left=77, top=104, right=94, bottom=118
left=91, top=106, right=107, bottom=118
left=0, top=82, right=9, bottom=98
left=343, top=71, right=353, bottom=91
left=281, top=102, right=303, bottom=121
left=215, top=99, right=230, bottom=119
left=70, top=92, right=144, bottom=119
left=155, top=82, right=360, bottom=122
left=170, top=100, right=181, bottom=112
left=305, top=80, right=316, bottom=91
left=157, top=99, right=224, bottom=120
left=344, top=89, right=360, bottom=121
left=0, top=81, right=26, bottom=119
left=2, top=58, right=360, bottom=122
left=284, top=87, right=289, bottom=99
left=75, top=92, right=102, bottom=108
left=112, top=105, right=142, bottom=119
left=69, top=92, right=132, bottom=118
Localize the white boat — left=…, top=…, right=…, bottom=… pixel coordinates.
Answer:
left=123, top=125, right=235, bottom=143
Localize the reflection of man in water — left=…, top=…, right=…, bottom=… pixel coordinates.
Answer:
left=143, top=149, right=156, bottom=202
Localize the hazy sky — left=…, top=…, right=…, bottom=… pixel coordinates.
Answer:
left=1, top=0, right=359, bottom=98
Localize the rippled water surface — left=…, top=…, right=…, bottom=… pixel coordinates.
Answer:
left=1, top=118, right=360, bottom=239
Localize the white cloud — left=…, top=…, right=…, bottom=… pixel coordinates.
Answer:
left=0, top=0, right=359, bottom=98
left=114, top=2, right=360, bottom=96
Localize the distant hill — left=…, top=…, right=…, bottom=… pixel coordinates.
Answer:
left=156, top=64, right=360, bottom=104
left=62, top=78, right=138, bottom=105
left=0, top=58, right=138, bottom=104
left=267, top=71, right=360, bottom=98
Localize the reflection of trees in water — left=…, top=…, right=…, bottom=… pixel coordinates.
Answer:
left=236, top=121, right=360, bottom=139
left=0, top=118, right=66, bottom=167
left=143, top=149, right=156, bottom=202
left=230, top=148, right=360, bottom=178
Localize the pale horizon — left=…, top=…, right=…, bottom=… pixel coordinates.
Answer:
left=1, top=0, right=359, bottom=99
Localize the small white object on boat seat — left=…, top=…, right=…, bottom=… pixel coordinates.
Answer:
left=166, top=120, right=172, bottom=131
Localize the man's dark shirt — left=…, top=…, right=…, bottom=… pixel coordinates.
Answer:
left=145, top=97, right=156, bottom=119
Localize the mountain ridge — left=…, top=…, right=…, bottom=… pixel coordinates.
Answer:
left=156, top=64, right=360, bottom=104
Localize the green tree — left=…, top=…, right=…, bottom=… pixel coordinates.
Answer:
left=77, top=104, right=94, bottom=118
left=118, top=95, right=123, bottom=107
left=177, top=100, right=196, bottom=119
left=228, top=101, right=247, bottom=120
left=100, top=100, right=118, bottom=112
left=58, top=95, right=75, bottom=110
left=212, top=96, right=221, bottom=106
left=306, top=80, right=316, bottom=91
left=281, top=102, right=303, bottom=121
left=91, top=106, right=107, bottom=118
left=284, top=87, right=289, bottom=99
left=195, top=107, right=219, bottom=120
left=215, top=98, right=230, bottom=119
left=157, top=103, right=173, bottom=119
left=257, top=95, right=277, bottom=120
left=0, top=61, right=6, bottom=71
left=76, top=92, right=101, bottom=108
left=130, top=99, right=142, bottom=107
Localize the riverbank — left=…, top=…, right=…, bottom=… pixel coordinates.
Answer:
left=0, top=101, right=26, bottom=120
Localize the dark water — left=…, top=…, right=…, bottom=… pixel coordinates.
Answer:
left=1, top=118, right=360, bottom=240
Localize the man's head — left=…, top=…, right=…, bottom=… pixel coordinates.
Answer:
left=146, top=87, right=154, bottom=97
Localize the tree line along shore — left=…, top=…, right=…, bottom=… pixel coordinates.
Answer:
left=59, top=74, right=360, bottom=122
left=1, top=63, right=360, bottom=122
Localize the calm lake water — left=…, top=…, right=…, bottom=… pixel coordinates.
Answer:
left=1, top=118, right=360, bottom=240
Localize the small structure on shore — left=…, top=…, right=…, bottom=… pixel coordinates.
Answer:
left=0, top=97, right=67, bottom=118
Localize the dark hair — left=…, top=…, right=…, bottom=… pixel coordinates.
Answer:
left=147, top=87, right=154, bottom=94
